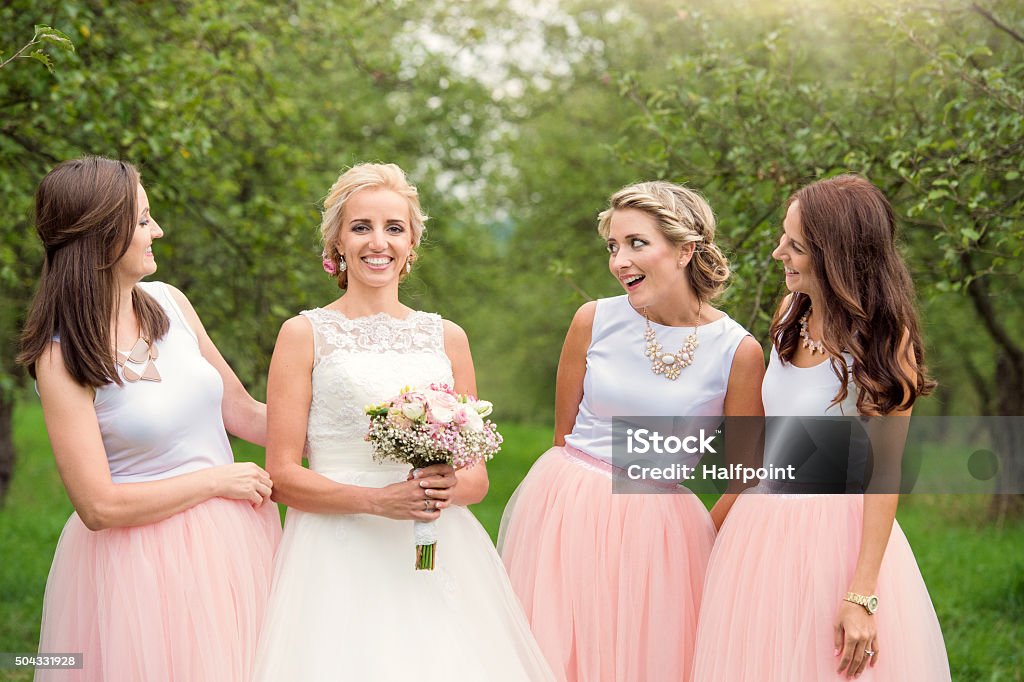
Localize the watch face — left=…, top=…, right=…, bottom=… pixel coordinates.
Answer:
left=867, top=596, right=879, bottom=613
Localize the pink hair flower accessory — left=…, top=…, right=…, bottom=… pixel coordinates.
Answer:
left=321, top=250, right=338, bottom=275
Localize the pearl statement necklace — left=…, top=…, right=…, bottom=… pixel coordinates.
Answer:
left=643, top=300, right=702, bottom=380
left=799, top=310, right=826, bottom=355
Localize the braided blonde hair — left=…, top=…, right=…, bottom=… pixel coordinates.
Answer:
left=597, top=181, right=730, bottom=301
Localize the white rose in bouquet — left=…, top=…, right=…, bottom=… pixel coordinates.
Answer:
left=401, top=401, right=425, bottom=421
left=426, top=390, right=458, bottom=424
left=458, top=406, right=485, bottom=432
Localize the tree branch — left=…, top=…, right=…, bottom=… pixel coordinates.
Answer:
left=745, top=253, right=776, bottom=331
left=892, top=11, right=1024, bottom=115
left=971, top=3, right=1024, bottom=44
left=962, top=251, right=1024, bottom=376
left=0, top=33, right=38, bottom=70
left=963, top=353, right=994, bottom=414
left=0, top=128, right=61, bottom=163
left=730, top=204, right=777, bottom=252
left=180, top=203, right=253, bottom=265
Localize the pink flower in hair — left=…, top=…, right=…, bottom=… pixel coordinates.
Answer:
left=322, top=250, right=338, bottom=275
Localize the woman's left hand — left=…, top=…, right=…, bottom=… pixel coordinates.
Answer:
left=834, top=600, right=878, bottom=678
left=407, top=464, right=458, bottom=510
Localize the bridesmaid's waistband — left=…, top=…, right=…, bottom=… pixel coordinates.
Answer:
left=561, top=445, right=681, bottom=491
left=562, top=445, right=613, bottom=475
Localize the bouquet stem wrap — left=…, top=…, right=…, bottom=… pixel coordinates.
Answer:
left=413, top=519, right=438, bottom=570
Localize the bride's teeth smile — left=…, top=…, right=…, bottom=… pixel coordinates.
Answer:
left=362, top=256, right=393, bottom=269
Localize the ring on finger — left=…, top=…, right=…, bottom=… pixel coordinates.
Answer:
left=865, top=650, right=875, bottom=657
left=423, top=499, right=430, bottom=510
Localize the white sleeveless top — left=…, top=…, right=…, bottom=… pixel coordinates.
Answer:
left=564, top=295, right=752, bottom=464
left=92, top=281, right=234, bottom=483
left=761, top=345, right=859, bottom=416
left=760, top=345, right=868, bottom=493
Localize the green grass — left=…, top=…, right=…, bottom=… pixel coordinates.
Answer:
left=2, top=402, right=1022, bottom=680
left=896, top=495, right=1024, bottom=681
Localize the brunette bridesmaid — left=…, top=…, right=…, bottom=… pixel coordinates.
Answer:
left=692, top=174, right=950, bottom=681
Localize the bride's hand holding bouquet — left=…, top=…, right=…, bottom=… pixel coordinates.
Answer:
left=367, top=462, right=456, bottom=521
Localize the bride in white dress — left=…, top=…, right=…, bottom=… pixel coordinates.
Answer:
left=253, top=163, right=555, bottom=681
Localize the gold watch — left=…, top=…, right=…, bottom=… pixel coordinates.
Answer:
left=844, top=591, right=879, bottom=615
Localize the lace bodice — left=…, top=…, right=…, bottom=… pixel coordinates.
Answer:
left=300, top=309, right=454, bottom=475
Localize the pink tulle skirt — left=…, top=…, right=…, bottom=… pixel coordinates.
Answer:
left=691, top=493, right=951, bottom=681
left=499, top=446, right=716, bottom=682
left=35, top=498, right=281, bottom=682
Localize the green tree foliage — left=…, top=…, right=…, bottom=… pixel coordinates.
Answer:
left=0, top=0, right=506, bottom=502
left=0, top=19, right=77, bottom=502
left=493, top=0, right=1022, bottom=512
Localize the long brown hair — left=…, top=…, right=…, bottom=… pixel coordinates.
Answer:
left=18, top=156, right=168, bottom=387
left=769, top=174, right=936, bottom=415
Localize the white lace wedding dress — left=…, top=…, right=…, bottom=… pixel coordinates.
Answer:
left=253, top=309, right=555, bottom=681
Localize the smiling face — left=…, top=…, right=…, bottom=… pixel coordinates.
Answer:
left=772, top=200, right=818, bottom=297
left=336, top=188, right=414, bottom=290
left=606, top=208, right=690, bottom=310
left=112, top=183, right=163, bottom=288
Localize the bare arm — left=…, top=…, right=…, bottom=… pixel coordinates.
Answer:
left=167, top=285, right=266, bottom=446
left=709, top=335, right=767, bottom=530
left=553, top=301, right=596, bottom=446
left=835, top=480, right=900, bottom=676
left=263, top=316, right=440, bottom=520
left=835, top=330, right=917, bottom=677
left=37, top=343, right=271, bottom=531
left=848, top=493, right=900, bottom=593
left=441, top=319, right=489, bottom=507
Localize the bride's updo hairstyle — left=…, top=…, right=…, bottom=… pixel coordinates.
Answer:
left=320, top=163, right=428, bottom=290
left=596, top=180, right=731, bottom=302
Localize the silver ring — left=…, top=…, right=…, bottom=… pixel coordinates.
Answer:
left=423, top=499, right=430, bottom=510
left=865, top=650, right=875, bottom=657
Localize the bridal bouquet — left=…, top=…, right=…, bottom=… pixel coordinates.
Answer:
left=365, top=383, right=502, bottom=570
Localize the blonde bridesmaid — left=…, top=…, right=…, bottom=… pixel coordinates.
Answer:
left=499, top=181, right=765, bottom=682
